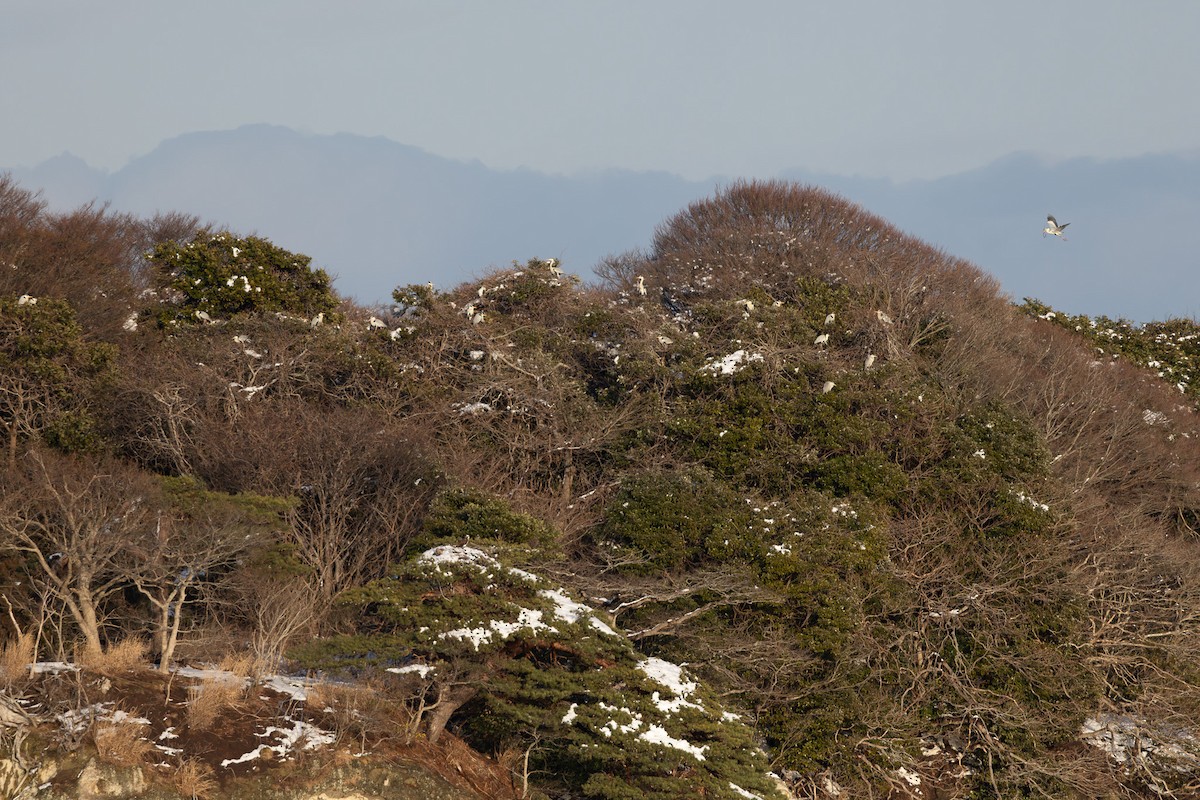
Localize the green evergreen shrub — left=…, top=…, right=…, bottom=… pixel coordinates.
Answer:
left=292, top=541, right=783, bottom=800
left=596, top=467, right=757, bottom=574
left=0, top=295, right=116, bottom=457
left=148, top=231, right=340, bottom=324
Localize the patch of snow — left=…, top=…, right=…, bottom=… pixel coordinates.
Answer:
left=386, top=663, right=435, bottom=678
left=30, top=661, right=78, bottom=674
left=597, top=702, right=643, bottom=737
left=440, top=607, right=557, bottom=651
left=107, top=708, right=151, bottom=726
left=172, top=666, right=251, bottom=685
left=508, top=566, right=540, bottom=583
left=637, top=657, right=695, bottom=696
left=221, top=745, right=269, bottom=767
left=639, top=724, right=707, bottom=760
left=221, top=718, right=336, bottom=768
left=419, top=545, right=499, bottom=570
left=638, top=657, right=704, bottom=714
left=263, top=675, right=308, bottom=701
left=539, top=588, right=617, bottom=635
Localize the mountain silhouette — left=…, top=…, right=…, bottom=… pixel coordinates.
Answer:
left=9, top=125, right=1200, bottom=321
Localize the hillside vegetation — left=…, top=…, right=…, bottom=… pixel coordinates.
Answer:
left=3, top=174, right=1200, bottom=799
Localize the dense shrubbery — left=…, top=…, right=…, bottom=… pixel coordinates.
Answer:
left=0, top=294, right=117, bottom=462
left=5, top=176, right=1200, bottom=799
left=149, top=230, right=340, bottom=324
left=292, top=494, right=779, bottom=800
left=1022, top=296, right=1200, bottom=401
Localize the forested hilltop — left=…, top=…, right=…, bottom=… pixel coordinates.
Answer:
left=3, top=174, right=1200, bottom=799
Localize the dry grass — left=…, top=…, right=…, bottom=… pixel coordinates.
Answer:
left=0, top=632, right=34, bottom=689
left=216, top=650, right=260, bottom=680
left=186, top=674, right=246, bottom=731
left=80, top=636, right=150, bottom=674
left=168, top=758, right=217, bottom=800
left=304, top=680, right=391, bottom=744
left=93, top=718, right=155, bottom=767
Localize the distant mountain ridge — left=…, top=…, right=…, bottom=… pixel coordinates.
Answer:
left=7, top=125, right=713, bottom=306
left=8, top=125, right=1200, bottom=321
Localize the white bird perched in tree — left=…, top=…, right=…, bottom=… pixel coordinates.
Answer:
left=824, top=312, right=836, bottom=326
left=864, top=353, right=876, bottom=370
left=1043, top=215, right=1069, bottom=239
left=814, top=333, right=830, bottom=346
left=635, top=276, right=647, bottom=297
left=17, top=294, right=36, bottom=305
left=822, top=380, right=836, bottom=394
left=875, top=310, right=893, bottom=325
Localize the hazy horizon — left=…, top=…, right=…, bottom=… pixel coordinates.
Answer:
left=5, top=3, right=1199, bottom=182
left=8, top=124, right=1199, bottom=324
left=4, top=2, right=1198, bottom=321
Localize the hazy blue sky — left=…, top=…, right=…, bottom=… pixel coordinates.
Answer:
left=4, top=1, right=1199, bottom=181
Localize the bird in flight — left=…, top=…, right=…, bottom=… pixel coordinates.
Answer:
left=1043, top=215, right=1069, bottom=239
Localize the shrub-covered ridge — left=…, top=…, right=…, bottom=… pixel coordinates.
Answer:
left=4, top=174, right=1200, bottom=799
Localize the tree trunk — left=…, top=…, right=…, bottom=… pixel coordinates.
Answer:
left=424, top=683, right=478, bottom=744
left=75, top=589, right=104, bottom=661
left=159, top=587, right=187, bottom=673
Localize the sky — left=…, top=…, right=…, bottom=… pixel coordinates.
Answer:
left=4, top=1, right=1199, bottom=182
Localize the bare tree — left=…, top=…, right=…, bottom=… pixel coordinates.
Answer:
left=237, top=403, right=437, bottom=601
left=126, top=481, right=279, bottom=673
left=0, top=450, right=155, bottom=660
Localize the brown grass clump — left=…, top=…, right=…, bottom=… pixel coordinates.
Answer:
left=215, top=650, right=260, bottom=681
left=0, top=632, right=34, bottom=689
left=80, top=636, right=150, bottom=675
left=304, top=679, right=400, bottom=746
left=186, top=674, right=246, bottom=731
left=93, top=718, right=155, bottom=767
left=169, top=758, right=217, bottom=800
